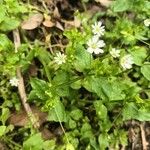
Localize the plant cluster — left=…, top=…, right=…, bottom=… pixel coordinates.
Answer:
left=0, top=0, right=150, bottom=149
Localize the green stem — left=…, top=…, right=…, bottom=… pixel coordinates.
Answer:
left=137, top=38, right=150, bottom=47
left=2, top=136, right=22, bottom=149
left=54, top=108, right=70, bottom=144
left=42, top=61, right=51, bottom=82
left=81, top=1, right=87, bottom=12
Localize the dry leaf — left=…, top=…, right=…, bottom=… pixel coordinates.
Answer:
left=56, top=21, right=64, bottom=31
left=41, top=128, right=55, bottom=140
left=29, top=61, right=38, bottom=77
left=0, top=142, right=8, bottom=150
left=8, top=106, right=47, bottom=126
left=21, top=13, right=43, bottom=30
left=53, top=7, right=60, bottom=18
left=74, top=17, right=81, bottom=27
left=43, top=20, right=55, bottom=27
left=63, top=16, right=81, bottom=29
left=45, top=34, right=51, bottom=43
left=95, top=0, right=112, bottom=7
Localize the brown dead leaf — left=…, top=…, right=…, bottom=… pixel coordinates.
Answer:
left=41, top=128, right=55, bottom=140
left=95, top=0, right=112, bottom=7
left=29, top=61, right=38, bottom=77
left=55, top=21, right=64, bottom=31
left=74, top=17, right=81, bottom=27
left=8, top=106, right=47, bottom=127
left=43, top=20, right=55, bottom=27
left=0, top=142, right=8, bottom=150
left=53, top=7, right=61, bottom=18
left=53, top=126, right=63, bottom=136
left=21, top=13, right=43, bottom=30
left=87, top=5, right=102, bottom=18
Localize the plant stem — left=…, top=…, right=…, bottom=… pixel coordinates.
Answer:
left=2, top=136, right=22, bottom=149
left=54, top=108, right=70, bottom=144
left=13, top=29, right=40, bottom=129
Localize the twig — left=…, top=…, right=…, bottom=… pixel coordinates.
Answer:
left=140, top=122, right=148, bottom=150
left=13, top=29, right=39, bottom=129
left=2, top=136, right=22, bottom=148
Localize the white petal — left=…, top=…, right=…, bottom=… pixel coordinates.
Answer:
left=97, top=40, right=105, bottom=47
left=87, top=47, right=94, bottom=53
left=144, top=19, right=150, bottom=27
left=94, top=48, right=104, bottom=54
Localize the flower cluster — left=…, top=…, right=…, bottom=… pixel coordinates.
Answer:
left=87, top=21, right=134, bottom=70
left=110, top=48, right=120, bottom=58
left=144, top=19, right=150, bottom=27
left=120, top=54, right=134, bottom=70
left=10, top=77, right=19, bottom=87
left=87, top=21, right=105, bottom=54
left=54, top=52, right=66, bottom=65
left=110, top=48, right=134, bottom=70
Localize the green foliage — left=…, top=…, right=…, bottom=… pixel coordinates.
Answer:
left=47, top=97, right=67, bottom=122
left=0, top=0, right=27, bottom=31
left=141, top=63, right=150, bottom=81
left=29, top=78, right=49, bottom=101
left=0, top=0, right=150, bottom=149
left=0, top=126, right=6, bottom=137
left=23, top=133, right=44, bottom=150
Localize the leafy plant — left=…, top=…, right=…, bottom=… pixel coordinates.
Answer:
left=0, top=0, right=150, bottom=149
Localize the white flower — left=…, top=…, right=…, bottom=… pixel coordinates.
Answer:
left=92, top=21, right=105, bottom=37
left=10, top=77, right=19, bottom=87
left=120, top=54, right=134, bottom=70
left=110, top=48, right=120, bottom=58
left=87, top=36, right=105, bottom=54
left=54, top=52, right=66, bottom=65
left=144, top=19, right=150, bottom=27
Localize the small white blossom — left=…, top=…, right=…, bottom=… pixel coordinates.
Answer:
left=92, top=21, right=105, bottom=37
left=10, top=77, right=19, bottom=87
left=144, top=19, right=150, bottom=27
left=87, top=36, right=105, bottom=54
left=110, top=48, right=120, bottom=58
left=54, top=52, right=66, bottom=65
left=120, top=54, right=134, bottom=70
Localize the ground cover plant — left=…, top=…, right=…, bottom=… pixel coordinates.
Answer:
left=0, top=0, right=150, bottom=149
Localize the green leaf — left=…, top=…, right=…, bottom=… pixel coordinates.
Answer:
left=29, top=78, right=49, bottom=101
left=36, top=47, right=51, bottom=65
left=70, top=108, right=83, bottom=121
left=0, top=126, right=6, bottom=136
left=122, top=102, right=139, bottom=120
left=53, top=70, right=70, bottom=96
left=90, top=137, right=99, bottom=150
left=138, top=109, right=150, bottom=121
left=83, top=76, right=125, bottom=101
left=94, top=101, right=107, bottom=120
left=98, top=133, right=109, bottom=150
left=123, top=102, right=150, bottom=121
left=129, top=47, right=147, bottom=66
left=70, top=79, right=81, bottom=90
left=68, top=119, right=77, bottom=129
left=0, top=17, right=20, bottom=31
left=0, top=34, right=12, bottom=51
left=0, top=5, right=6, bottom=23
left=1, top=108, right=10, bottom=125
left=80, top=122, right=93, bottom=139
left=66, top=143, right=75, bottom=150
left=111, top=0, right=132, bottom=12
left=43, top=140, right=56, bottom=150
left=23, top=133, right=44, bottom=150
left=141, top=63, right=150, bottom=81
left=74, top=45, right=92, bottom=72
left=48, top=99, right=67, bottom=122
left=83, top=76, right=106, bottom=99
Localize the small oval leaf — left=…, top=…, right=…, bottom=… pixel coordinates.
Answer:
left=21, top=13, right=43, bottom=30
